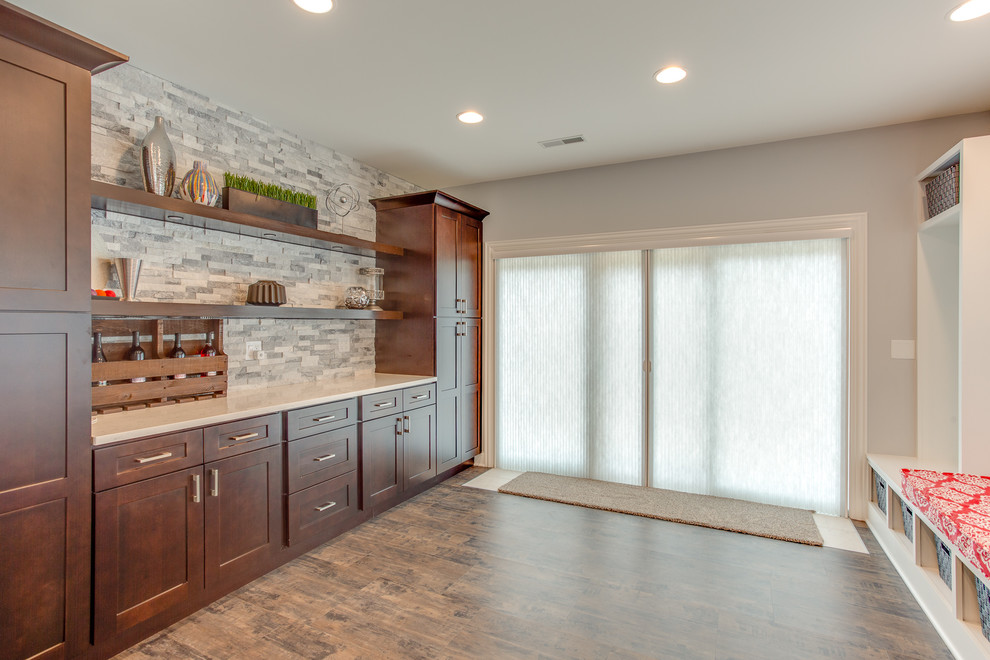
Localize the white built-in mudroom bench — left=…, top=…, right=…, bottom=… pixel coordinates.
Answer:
left=866, top=136, right=990, bottom=660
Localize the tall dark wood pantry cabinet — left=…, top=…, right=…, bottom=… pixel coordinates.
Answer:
left=372, top=191, right=488, bottom=474
left=0, top=4, right=125, bottom=659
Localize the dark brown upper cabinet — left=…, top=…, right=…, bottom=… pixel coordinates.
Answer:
left=0, top=2, right=126, bottom=313
left=372, top=191, right=488, bottom=377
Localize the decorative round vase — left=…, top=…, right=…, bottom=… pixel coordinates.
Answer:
left=343, top=286, right=370, bottom=309
left=140, top=116, right=176, bottom=197
left=179, top=161, right=220, bottom=206
left=246, top=280, right=287, bottom=306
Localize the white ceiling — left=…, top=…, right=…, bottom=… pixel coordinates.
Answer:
left=13, top=0, right=990, bottom=188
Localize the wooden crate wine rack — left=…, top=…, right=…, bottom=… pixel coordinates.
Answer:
left=91, top=318, right=228, bottom=414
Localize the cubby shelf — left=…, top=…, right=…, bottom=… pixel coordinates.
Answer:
left=867, top=455, right=990, bottom=659
left=91, top=180, right=404, bottom=258
left=91, top=299, right=402, bottom=320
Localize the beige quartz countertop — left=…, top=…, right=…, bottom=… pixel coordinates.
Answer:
left=91, top=373, right=436, bottom=447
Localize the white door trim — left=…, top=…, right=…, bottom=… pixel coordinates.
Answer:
left=479, top=212, right=868, bottom=519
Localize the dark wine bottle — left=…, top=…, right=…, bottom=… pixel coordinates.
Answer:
left=127, top=330, right=146, bottom=383
left=170, top=332, right=186, bottom=379
left=93, top=331, right=108, bottom=387
left=200, top=330, right=218, bottom=376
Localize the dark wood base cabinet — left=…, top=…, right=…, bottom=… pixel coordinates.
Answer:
left=84, top=383, right=461, bottom=659
left=359, top=385, right=438, bottom=516
left=284, top=401, right=362, bottom=548
left=437, top=317, right=482, bottom=471
left=92, top=418, right=282, bottom=653
left=0, top=313, right=93, bottom=660
left=93, top=467, right=205, bottom=640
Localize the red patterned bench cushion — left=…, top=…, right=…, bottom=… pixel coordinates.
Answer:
left=901, top=469, right=990, bottom=581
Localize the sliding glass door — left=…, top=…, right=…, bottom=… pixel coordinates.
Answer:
left=495, top=238, right=847, bottom=515
left=495, top=251, right=644, bottom=485
left=649, top=240, right=846, bottom=515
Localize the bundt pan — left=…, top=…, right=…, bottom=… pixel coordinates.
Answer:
left=246, top=280, right=287, bottom=306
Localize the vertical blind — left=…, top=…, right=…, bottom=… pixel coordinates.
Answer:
left=495, top=238, right=846, bottom=515
left=496, top=251, right=644, bottom=485
left=649, top=240, right=846, bottom=515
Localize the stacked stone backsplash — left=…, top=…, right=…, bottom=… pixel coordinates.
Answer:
left=90, top=64, right=421, bottom=389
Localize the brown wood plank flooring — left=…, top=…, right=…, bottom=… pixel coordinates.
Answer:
left=114, top=467, right=952, bottom=659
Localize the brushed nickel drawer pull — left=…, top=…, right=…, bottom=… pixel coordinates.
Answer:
left=192, top=474, right=201, bottom=503
left=313, top=453, right=338, bottom=462
left=209, top=468, right=219, bottom=496
left=229, top=432, right=260, bottom=443
left=314, top=501, right=337, bottom=512
left=373, top=401, right=394, bottom=408
left=403, top=415, right=410, bottom=433
left=313, top=415, right=337, bottom=422
left=135, top=451, right=173, bottom=464
left=410, top=394, right=429, bottom=400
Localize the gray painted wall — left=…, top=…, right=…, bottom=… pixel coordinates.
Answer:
left=448, top=112, right=990, bottom=457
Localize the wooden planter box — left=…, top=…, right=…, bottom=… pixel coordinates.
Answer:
left=91, top=318, right=228, bottom=413
left=221, top=186, right=317, bottom=229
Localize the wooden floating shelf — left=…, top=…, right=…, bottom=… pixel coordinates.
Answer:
left=92, top=299, right=403, bottom=320
left=91, top=180, right=404, bottom=258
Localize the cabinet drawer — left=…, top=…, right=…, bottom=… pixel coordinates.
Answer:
left=286, top=471, right=358, bottom=546
left=359, top=390, right=402, bottom=421
left=94, top=429, right=204, bottom=492
left=204, top=413, right=281, bottom=462
left=286, top=426, right=357, bottom=493
left=403, top=383, right=436, bottom=410
left=286, top=398, right=357, bottom=440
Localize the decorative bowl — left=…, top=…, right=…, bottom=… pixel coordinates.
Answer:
left=343, top=286, right=370, bottom=309
left=246, top=280, right=287, bottom=306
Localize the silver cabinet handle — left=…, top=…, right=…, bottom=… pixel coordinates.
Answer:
left=403, top=415, right=410, bottom=433
left=192, top=474, right=201, bottom=503
left=373, top=401, right=394, bottom=408
left=314, top=501, right=337, bottom=512
left=135, top=451, right=173, bottom=464
left=229, top=432, right=259, bottom=443
left=410, top=394, right=428, bottom=400
left=395, top=418, right=403, bottom=436
left=209, top=468, right=219, bottom=496
left=314, top=453, right=337, bottom=462
left=313, top=415, right=336, bottom=422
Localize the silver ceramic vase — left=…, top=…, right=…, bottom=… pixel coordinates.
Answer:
left=140, top=116, right=176, bottom=197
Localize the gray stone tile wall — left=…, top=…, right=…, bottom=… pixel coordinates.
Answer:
left=91, top=64, right=421, bottom=389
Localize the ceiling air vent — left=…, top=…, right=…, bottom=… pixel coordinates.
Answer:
left=539, top=135, right=585, bottom=149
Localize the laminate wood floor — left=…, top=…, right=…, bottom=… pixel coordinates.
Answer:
left=115, top=467, right=952, bottom=660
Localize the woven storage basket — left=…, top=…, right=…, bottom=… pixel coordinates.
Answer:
left=937, top=539, right=953, bottom=588
left=925, top=163, right=960, bottom=219
left=976, top=576, right=990, bottom=642
left=900, top=500, right=914, bottom=542
left=873, top=470, right=887, bottom=514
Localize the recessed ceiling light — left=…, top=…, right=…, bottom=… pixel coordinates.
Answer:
left=293, top=0, right=333, bottom=14
left=457, top=111, right=484, bottom=124
left=654, top=66, right=687, bottom=84
left=949, top=0, right=990, bottom=21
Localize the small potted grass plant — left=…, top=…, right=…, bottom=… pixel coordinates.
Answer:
left=221, top=173, right=318, bottom=229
